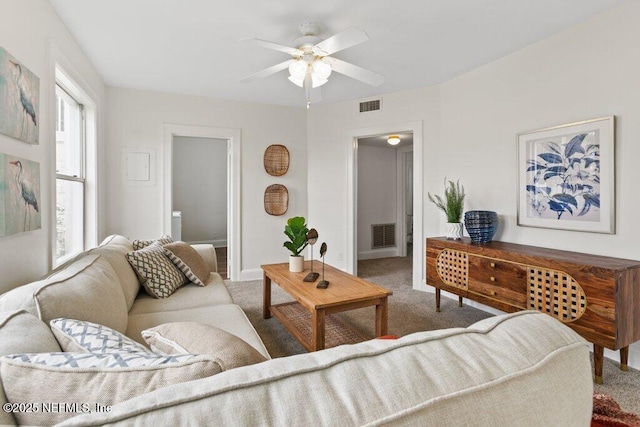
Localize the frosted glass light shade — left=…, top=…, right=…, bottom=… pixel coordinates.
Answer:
left=312, top=59, right=332, bottom=80
left=387, top=135, right=401, bottom=145
left=288, top=60, right=307, bottom=79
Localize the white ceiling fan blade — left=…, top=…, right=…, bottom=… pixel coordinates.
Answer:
left=329, top=58, right=384, bottom=86
left=239, top=59, right=294, bottom=83
left=314, top=27, right=369, bottom=56
left=240, top=38, right=303, bottom=56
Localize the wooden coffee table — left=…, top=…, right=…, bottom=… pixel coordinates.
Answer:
left=262, top=261, right=392, bottom=352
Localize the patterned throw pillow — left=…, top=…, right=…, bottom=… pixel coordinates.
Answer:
left=50, top=318, right=150, bottom=354
left=126, top=242, right=188, bottom=298
left=132, top=235, right=174, bottom=251
left=163, top=242, right=209, bottom=287
left=0, top=351, right=221, bottom=425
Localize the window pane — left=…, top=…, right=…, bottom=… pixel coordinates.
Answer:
left=55, top=86, right=82, bottom=177
left=56, top=179, right=84, bottom=261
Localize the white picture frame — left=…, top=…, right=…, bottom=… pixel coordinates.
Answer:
left=517, top=116, right=615, bottom=234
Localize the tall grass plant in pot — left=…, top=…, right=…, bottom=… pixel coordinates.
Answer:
left=283, top=216, right=309, bottom=272
left=428, top=179, right=466, bottom=240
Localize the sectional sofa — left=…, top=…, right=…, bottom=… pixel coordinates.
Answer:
left=0, top=235, right=593, bottom=425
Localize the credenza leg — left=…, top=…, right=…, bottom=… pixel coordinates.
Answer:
left=458, top=296, right=463, bottom=307
left=620, top=346, right=629, bottom=371
left=435, top=288, right=441, bottom=312
left=594, top=344, right=604, bottom=384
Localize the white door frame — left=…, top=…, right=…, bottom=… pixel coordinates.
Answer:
left=162, top=124, right=241, bottom=280
left=346, top=120, right=423, bottom=289
left=396, top=146, right=413, bottom=257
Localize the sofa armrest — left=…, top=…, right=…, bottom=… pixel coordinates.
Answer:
left=191, top=244, right=218, bottom=273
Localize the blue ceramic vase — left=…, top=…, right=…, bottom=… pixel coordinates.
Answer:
left=464, top=211, right=498, bottom=243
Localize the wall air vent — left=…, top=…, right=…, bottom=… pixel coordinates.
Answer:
left=359, top=98, right=382, bottom=113
left=371, top=223, right=395, bottom=249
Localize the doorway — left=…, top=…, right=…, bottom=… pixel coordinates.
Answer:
left=346, top=121, right=424, bottom=289
left=172, top=136, right=228, bottom=278
left=162, top=124, right=241, bottom=281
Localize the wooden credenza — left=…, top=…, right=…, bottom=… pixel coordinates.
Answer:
left=426, top=237, right=640, bottom=383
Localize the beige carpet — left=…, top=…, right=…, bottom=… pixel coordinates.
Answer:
left=226, top=255, right=640, bottom=415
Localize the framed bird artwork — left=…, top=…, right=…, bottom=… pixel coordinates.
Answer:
left=0, top=47, right=40, bottom=144
left=0, top=153, right=41, bottom=237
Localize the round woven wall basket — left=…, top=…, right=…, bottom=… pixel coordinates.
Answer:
left=264, top=144, right=290, bottom=176
left=264, top=184, right=289, bottom=216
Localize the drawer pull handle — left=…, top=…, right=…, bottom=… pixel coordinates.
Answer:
left=490, top=262, right=496, bottom=268
left=490, top=276, right=496, bottom=282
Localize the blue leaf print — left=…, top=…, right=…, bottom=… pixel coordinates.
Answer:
left=564, top=134, right=587, bottom=158
left=538, top=153, right=563, bottom=164
left=548, top=142, right=562, bottom=154
left=553, top=193, right=578, bottom=207
left=583, top=192, right=600, bottom=208
left=549, top=201, right=565, bottom=212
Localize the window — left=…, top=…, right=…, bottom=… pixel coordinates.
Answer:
left=55, top=84, right=85, bottom=263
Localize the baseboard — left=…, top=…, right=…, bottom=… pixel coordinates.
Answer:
left=188, top=239, right=227, bottom=247
left=358, top=249, right=399, bottom=260
left=419, top=283, right=640, bottom=371
left=239, top=268, right=262, bottom=281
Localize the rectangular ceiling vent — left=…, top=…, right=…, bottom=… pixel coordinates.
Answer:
left=371, top=223, right=395, bottom=249
left=359, top=98, right=382, bottom=113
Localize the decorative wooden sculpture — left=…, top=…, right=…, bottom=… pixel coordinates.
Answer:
left=303, top=228, right=319, bottom=282
left=317, top=242, right=329, bottom=289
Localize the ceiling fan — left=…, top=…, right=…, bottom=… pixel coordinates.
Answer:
left=240, top=23, right=384, bottom=108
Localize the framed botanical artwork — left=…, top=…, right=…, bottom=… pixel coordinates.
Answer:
left=517, top=116, right=614, bottom=234
left=0, top=47, right=40, bottom=144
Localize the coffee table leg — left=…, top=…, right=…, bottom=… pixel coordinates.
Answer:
left=312, top=309, right=326, bottom=351
left=375, top=297, right=388, bottom=337
left=263, top=271, right=271, bottom=319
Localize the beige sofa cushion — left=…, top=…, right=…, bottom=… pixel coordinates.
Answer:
left=127, top=304, right=270, bottom=360
left=191, top=244, right=218, bottom=273
left=0, top=310, right=63, bottom=426
left=0, top=351, right=221, bottom=426
left=34, top=255, right=129, bottom=333
left=142, top=322, right=267, bottom=370
left=163, top=242, right=209, bottom=286
left=62, top=312, right=592, bottom=426
left=89, top=235, right=140, bottom=310
left=128, top=273, right=232, bottom=315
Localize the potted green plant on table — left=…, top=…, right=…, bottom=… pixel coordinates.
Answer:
left=428, top=179, right=466, bottom=240
left=283, top=216, right=309, bottom=272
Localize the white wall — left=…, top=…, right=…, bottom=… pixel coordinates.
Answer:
left=104, top=87, right=307, bottom=279
left=0, top=0, right=105, bottom=293
left=357, top=145, right=397, bottom=259
left=307, top=1, right=640, bottom=367
left=172, top=136, right=227, bottom=245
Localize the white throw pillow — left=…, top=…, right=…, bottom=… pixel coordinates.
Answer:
left=50, top=318, right=150, bottom=354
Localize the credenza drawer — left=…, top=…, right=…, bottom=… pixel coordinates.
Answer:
left=467, top=256, right=527, bottom=308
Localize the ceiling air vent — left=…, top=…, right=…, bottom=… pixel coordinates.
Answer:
left=371, top=223, right=395, bottom=249
left=359, top=98, right=381, bottom=113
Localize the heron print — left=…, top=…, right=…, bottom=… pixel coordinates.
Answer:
left=0, top=154, right=41, bottom=236
left=0, top=47, right=39, bottom=144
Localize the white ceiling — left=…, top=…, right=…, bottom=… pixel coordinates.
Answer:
left=359, top=132, right=413, bottom=149
left=48, top=0, right=628, bottom=108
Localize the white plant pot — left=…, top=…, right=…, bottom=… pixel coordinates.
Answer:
left=446, top=222, right=463, bottom=240
left=289, top=255, right=304, bottom=273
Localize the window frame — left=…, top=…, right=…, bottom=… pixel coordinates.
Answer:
left=54, top=83, right=87, bottom=266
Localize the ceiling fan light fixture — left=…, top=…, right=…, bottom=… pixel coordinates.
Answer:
left=288, top=60, right=307, bottom=80
left=387, top=135, right=401, bottom=145
left=312, top=59, right=332, bottom=80
left=288, top=75, right=304, bottom=87
left=311, top=75, right=328, bottom=88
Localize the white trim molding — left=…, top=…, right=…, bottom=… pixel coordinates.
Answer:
left=162, top=124, right=241, bottom=281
